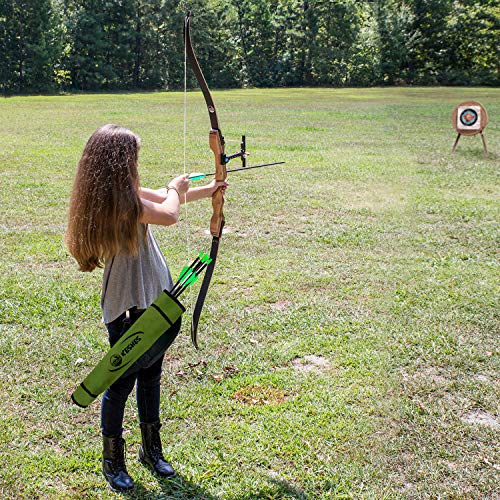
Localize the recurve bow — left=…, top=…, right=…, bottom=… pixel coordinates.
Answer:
left=184, top=11, right=246, bottom=348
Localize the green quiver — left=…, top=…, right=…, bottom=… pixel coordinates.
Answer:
left=72, top=290, right=185, bottom=408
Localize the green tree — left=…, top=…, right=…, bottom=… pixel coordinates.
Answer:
left=314, top=0, right=366, bottom=86
left=63, top=0, right=139, bottom=90
left=0, top=0, right=61, bottom=93
left=181, top=1, right=240, bottom=89
left=443, top=0, right=499, bottom=85
left=375, top=0, right=416, bottom=84
left=0, top=0, right=17, bottom=94
left=63, top=0, right=111, bottom=90
left=346, top=4, right=381, bottom=86
left=407, top=0, right=453, bottom=84
left=273, top=0, right=365, bottom=86
left=230, top=0, right=275, bottom=86
left=129, top=0, right=168, bottom=89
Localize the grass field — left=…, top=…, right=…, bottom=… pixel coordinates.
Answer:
left=0, top=87, right=498, bottom=499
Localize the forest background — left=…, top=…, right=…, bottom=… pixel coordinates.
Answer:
left=1, top=0, right=499, bottom=95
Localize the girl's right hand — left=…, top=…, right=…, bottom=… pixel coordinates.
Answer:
left=168, top=174, right=190, bottom=196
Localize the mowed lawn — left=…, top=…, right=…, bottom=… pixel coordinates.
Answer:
left=0, top=87, right=498, bottom=499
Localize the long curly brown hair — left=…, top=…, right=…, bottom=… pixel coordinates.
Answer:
left=66, top=124, right=144, bottom=272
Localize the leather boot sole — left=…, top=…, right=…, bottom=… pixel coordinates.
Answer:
left=138, top=455, right=176, bottom=478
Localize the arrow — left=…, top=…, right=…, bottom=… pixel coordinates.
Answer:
left=189, top=161, right=285, bottom=181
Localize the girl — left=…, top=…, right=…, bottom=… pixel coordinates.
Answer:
left=66, top=124, right=227, bottom=492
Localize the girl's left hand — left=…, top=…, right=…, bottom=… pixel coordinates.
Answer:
left=207, top=180, right=229, bottom=196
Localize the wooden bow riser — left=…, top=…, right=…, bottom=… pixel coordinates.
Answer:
left=209, top=129, right=226, bottom=238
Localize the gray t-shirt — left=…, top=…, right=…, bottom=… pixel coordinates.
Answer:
left=101, top=225, right=174, bottom=324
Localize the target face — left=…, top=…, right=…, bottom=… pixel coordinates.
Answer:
left=457, top=105, right=481, bottom=130
left=459, top=108, right=478, bottom=127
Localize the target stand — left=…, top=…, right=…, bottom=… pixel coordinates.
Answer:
left=451, top=100, right=489, bottom=156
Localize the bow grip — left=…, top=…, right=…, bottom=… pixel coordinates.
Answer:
left=209, top=129, right=226, bottom=238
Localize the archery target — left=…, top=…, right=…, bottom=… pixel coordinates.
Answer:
left=457, top=105, right=481, bottom=131
left=452, top=101, right=488, bottom=136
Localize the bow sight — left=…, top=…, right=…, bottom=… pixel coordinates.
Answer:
left=224, top=135, right=248, bottom=166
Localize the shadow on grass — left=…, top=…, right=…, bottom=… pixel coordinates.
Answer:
left=236, top=476, right=308, bottom=499
left=119, top=474, right=307, bottom=499
left=122, top=473, right=220, bottom=499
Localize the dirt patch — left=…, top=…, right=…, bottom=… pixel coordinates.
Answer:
left=292, top=355, right=331, bottom=373
left=461, top=410, right=499, bottom=428
left=233, top=385, right=288, bottom=406
left=164, top=355, right=183, bottom=373
left=270, top=300, right=292, bottom=311
left=401, top=366, right=447, bottom=385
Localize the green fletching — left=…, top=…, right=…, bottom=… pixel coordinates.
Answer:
left=178, top=266, right=191, bottom=281
left=185, top=273, right=200, bottom=287
left=200, top=253, right=212, bottom=264
left=188, top=174, right=206, bottom=181
left=174, top=253, right=211, bottom=293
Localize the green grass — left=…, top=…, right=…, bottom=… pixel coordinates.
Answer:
left=0, top=87, right=498, bottom=499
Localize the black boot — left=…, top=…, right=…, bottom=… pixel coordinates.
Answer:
left=102, top=434, right=134, bottom=492
left=138, top=422, right=176, bottom=478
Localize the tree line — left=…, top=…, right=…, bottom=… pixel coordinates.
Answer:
left=1, top=0, right=498, bottom=95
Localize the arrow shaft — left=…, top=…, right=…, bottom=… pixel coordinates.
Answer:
left=225, top=161, right=285, bottom=175
left=189, top=161, right=284, bottom=181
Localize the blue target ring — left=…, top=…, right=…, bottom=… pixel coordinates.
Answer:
left=460, top=108, right=478, bottom=127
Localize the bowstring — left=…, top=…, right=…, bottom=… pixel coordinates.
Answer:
left=183, top=16, right=193, bottom=313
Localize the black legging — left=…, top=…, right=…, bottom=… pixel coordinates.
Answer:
left=100, top=308, right=182, bottom=437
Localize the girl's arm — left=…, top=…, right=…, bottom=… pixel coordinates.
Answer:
left=139, top=175, right=190, bottom=226
left=138, top=187, right=168, bottom=203
left=139, top=178, right=228, bottom=226
left=139, top=181, right=227, bottom=204
left=140, top=191, right=181, bottom=226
